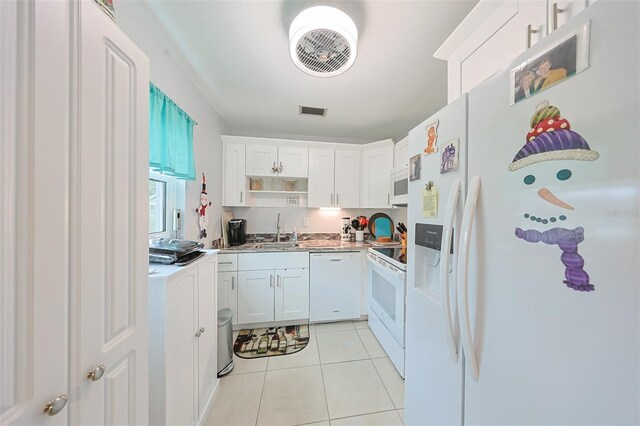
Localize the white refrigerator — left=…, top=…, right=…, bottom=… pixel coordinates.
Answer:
left=405, top=2, right=639, bottom=425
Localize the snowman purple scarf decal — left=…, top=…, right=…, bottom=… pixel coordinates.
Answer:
left=515, top=227, right=593, bottom=292
left=508, top=101, right=599, bottom=292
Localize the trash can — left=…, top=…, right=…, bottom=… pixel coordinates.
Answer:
left=217, top=308, right=234, bottom=377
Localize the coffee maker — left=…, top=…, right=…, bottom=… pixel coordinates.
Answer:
left=228, top=219, right=247, bottom=246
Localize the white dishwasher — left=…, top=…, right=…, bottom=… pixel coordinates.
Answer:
left=309, top=251, right=362, bottom=322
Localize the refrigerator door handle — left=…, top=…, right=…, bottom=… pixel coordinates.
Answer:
left=441, top=178, right=461, bottom=363
left=457, top=175, right=481, bottom=381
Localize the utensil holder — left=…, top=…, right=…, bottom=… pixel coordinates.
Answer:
left=355, top=230, right=364, bottom=242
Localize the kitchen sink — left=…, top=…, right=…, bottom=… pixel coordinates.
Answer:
left=252, top=241, right=298, bottom=249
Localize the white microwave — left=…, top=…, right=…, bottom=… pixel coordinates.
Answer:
left=390, top=167, right=408, bottom=206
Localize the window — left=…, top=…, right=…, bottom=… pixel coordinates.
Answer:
left=148, top=178, right=166, bottom=234
left=149, top=170, right=178, bottom=238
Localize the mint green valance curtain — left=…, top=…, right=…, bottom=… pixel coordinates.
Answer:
left=149, top=83, right=196, bottom=180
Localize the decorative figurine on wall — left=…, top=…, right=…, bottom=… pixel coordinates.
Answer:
left=509, top=100, right=599, bottom=292
left=196, top=173, right=212, bottom=240
left=424, top=119, right=439, bottom=155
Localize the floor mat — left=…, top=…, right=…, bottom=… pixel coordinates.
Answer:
left=233, top=324, right=309, bottom=359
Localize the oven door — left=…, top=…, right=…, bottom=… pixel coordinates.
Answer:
left=367, top=253, right=406, bottom=345
left=390, top=168, right=408, bottom=206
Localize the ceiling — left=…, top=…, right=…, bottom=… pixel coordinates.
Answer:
left=136, top=0, right=477, bottom=144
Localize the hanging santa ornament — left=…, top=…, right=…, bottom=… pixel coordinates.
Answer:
left=196, top=173, right=212, bottom=240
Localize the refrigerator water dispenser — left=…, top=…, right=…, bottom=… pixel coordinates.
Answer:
left=414, top=223, right=453, bottom=297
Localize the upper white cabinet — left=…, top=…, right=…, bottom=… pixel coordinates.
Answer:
left=361, top=141, right=394, bottom=208
left=394, top=137, right=409, bottom=169
left=223, top=143, right=246, bottom=206
left=308, top=148, right=335, bottom=207
left=334, top=150, right=361, bottom=208
left=436, top=0, right=592, bottom=103
left=308, top=148, right=361, bottom=208
left=246, top=144, right=308, bottom=178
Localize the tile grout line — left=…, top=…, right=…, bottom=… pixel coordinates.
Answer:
left=354, top=326, right=399, bottom=410
left=329, top=408, right=403, bottom=423
left=254, top=367, right=268, bottom=426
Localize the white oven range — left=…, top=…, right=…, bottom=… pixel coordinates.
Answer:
left=367, top=247, right=407, bottom=377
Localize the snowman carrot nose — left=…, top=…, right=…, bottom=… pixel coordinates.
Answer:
left=538, top=188, right=574, bottom=210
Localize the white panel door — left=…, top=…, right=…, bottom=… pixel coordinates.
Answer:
left=197, top=256, right=217, bottom=419
left=165, top=273, right=198, bottom=426
left=223, top=143, right=246, bottom=206
left=237, top=270, right=275, bottom=324
left=217, top=271, right=238, bottom=324
left=334, top=150, right=361, bottom=208
left=278, top=146, right=309, bottom=178
left=73, top=2, right=149, bottom=424
left=362, top=145, right=393, bottom=208
left=1, top=1, right=69, bottom=423
left=464, top=4, right=639, bottom=424
left=246, top=144, right=278, bottom=177
left=308, top=148, right=335, bottom=207
left=548, top=0, right=588, bottom=32
left=275, top=268, right=310, bottom=321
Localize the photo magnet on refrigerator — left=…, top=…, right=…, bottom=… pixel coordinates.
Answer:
left=440, top=138, right=459, bottom=174
left=423, top=119, right=439, bottom=155
left=509, top=100, right=599, bottom=292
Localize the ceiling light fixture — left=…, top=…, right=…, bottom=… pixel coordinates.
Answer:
left=289, top=6, right=358, bottom=78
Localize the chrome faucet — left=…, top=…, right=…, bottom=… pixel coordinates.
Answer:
left=276, top=213, right=281, bottom=242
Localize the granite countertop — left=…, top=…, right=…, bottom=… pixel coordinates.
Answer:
left=219, top=240, right=372, bottom=253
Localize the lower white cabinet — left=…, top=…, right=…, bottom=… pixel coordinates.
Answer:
left=237, top=268, right=310, bottom=324
left=149, top=252, right=218, bottom=425
left=236, top=252, right=310, bottom=325
left=217, top=271, right=238, bottom=324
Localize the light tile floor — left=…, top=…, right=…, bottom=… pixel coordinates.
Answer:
left=205, top=320, right=405, bottom=426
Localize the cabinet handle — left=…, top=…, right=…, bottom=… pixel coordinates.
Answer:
left=526, top=24, right=540, bottom=49
left=231, top=276, right=235, bottom=290
left=87, top=365, right=106, bottom=382
left=195, top=327, right=205, bottom=338
left=240, top=191, right=243, bottom=203
left=219, top=261, right=233, bottom=265
left=43, top=395, right=68, bottom=416
left=336, top=194, right=339, bottom=205
left=552, top=3, right=567, bottom=31
left=387, top=193, right=390, bottom=205
left=277, top=275, right=281, bottom=288
left=272, top=161, right=277, bottom=173
left=270, top=275, right=274, bottom=288
left=331, top=193, right=334, bottom=205
left=278, top=162, right=283, bottom=173
left=200, top=327, right=205, bottom=334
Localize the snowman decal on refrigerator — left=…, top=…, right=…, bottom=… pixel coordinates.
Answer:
left=508, top=101, right=599, bottom=292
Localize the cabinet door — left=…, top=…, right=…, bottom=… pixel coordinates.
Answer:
left=308, top=148, right=335, bottom=207
left=460, top=1, right=547, bottom=95
left=275, top=268, right=310, bottom=321
left=246, top=144, right=278, bottom=177
left=1, top=1, right=69, bottom=423
left=362, top=144, right=393, bottom=208
left=197, top=256, right=217, bottom=420
left=223, top=143, right=246, bottom=206
left=76, top=1, right=149, bottom=424
left=334, top=150, right=361, bottom=208
left=278, top=146, right=309, bottom=178
left=217, top=271, right=238, bottom=324
left=237, top=270, right=275, bottom=324
left=548, top=0, right=588, bottom=32
left=394, top=137, right=409, bottom=169
left=165, top=272, right=198, bottom=426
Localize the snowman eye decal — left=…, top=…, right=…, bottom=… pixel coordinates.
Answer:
left=523, top=175, right=536, bottom=185
left=556, top=169, right=572, bottom=181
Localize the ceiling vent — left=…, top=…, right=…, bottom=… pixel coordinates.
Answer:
left=299, top=105, right=327, bottom=117
left=289, top=6, right=358, bottom=78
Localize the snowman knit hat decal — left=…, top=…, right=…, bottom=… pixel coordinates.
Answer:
left=510, top=101, right=598, bottom=292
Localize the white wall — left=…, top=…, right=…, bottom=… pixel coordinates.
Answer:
left=230, top=207, right=407, bottom=236
left=116, top=1, right=229, bottom=246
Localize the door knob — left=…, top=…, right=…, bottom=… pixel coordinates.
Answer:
left=43, top=395, right=68, bottom=416
left=87, top=364, right=106, bottom=381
